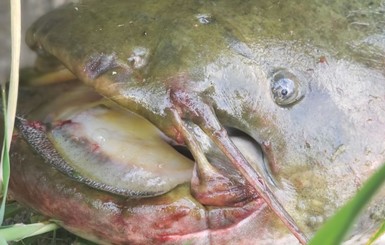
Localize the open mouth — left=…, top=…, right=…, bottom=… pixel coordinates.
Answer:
left=11, top=83, right=278, bottom=243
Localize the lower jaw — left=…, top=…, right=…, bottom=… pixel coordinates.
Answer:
left=61, top=200, right=269, bottom=245
left=9, top=133, right=291, bottom=245
left=159, top=202, right=268, bottom=245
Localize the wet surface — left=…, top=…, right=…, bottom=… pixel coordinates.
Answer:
left=4, top=0, right=385, bottom=244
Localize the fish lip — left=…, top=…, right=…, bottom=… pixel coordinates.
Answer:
left=12, top=84, right=278, bottom=242
left=10, top=131, right=271, bottom=244
left=156, top=197, right=267, bottom=242
left=186, top=124, right=277, bottom=207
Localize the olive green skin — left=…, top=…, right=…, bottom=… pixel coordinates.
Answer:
left=10, top=0, right=385, bottom=244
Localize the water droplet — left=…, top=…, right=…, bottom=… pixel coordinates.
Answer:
left=92, top=128, right=109, bottom=145
left=127, top=47, right=149, bottom=68
left=196, top=14, right=214, bottom=25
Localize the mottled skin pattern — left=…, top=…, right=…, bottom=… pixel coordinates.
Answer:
left=9, top=0, right=385, bottom=244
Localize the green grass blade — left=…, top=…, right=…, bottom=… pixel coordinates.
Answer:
left=366, top=221, right=385, bottom=245
left=0, top=237, right=7, bottom=245
left=0, top=148, right=9, bottom=225
left=0, top=222, right=59, bottom=242
left=0, top=88, right=10, bottom=225
left=309, top=162, right=385, bottom=245
left=6, top=0, right=20, bottom=146
left=1, top=0, right=21, bottom=226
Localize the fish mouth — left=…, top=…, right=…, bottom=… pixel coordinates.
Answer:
left=157, top=200, right=268, bottom=243
left=9, top=82, right=280, bottom=243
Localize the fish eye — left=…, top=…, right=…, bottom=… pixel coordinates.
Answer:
left=270, top=69, right=304, bottom=106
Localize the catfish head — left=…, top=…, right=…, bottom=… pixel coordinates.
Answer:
left=9, top=0, right=385, bottom=244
